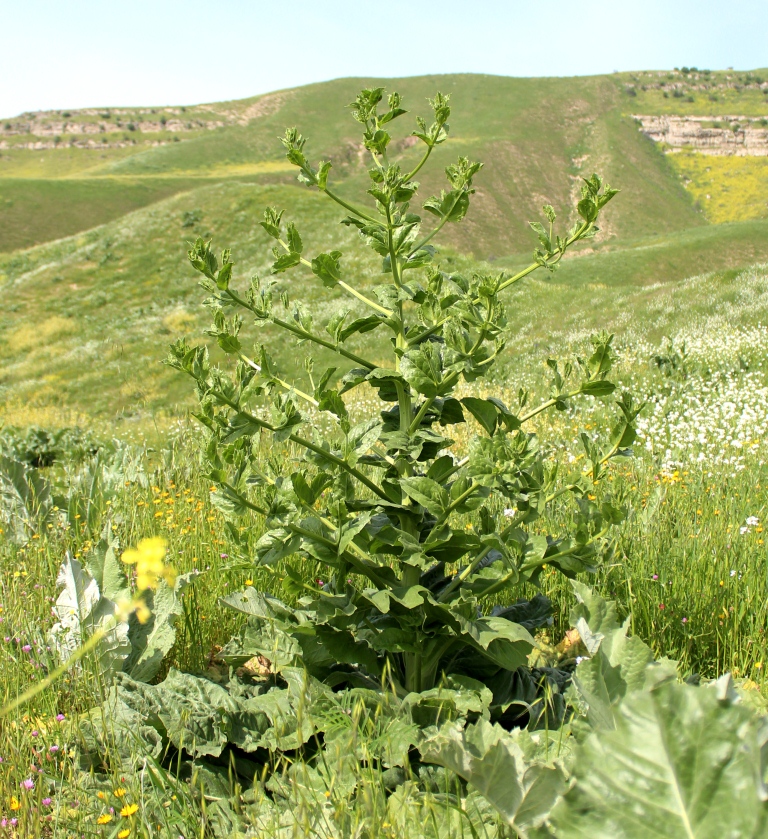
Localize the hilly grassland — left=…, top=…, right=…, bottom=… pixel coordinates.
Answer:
left=2, top=173, right=768, bottom=430
left=3, top=72, right=768, bottom=838
left=0, top=71, right=712, bottom=255
left=0, top=68, right=767, bottom=430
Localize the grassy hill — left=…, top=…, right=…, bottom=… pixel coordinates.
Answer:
left=1, top=69, right=767, bottom=429
left=0, top=71, right=729, bottom=254
left=2, top=173, right=768, bottom=431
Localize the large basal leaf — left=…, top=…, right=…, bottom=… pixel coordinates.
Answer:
left=49, top=553, right=131, bottom=675
left=85, top=525, right=131, bottom=604
left=0, top=454, right=52, bottom=544
left=123, top=571, right=198, bottom=682
left=546, top=677, right=768, bottom=839
left=420, top=718, right=567, bottom=837
left=568, top=580, right=673, bottom=730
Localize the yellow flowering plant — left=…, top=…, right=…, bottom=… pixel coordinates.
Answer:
left=1, top=535, right=180, bottom=719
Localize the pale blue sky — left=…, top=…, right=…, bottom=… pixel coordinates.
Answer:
left=1, top=0, right=766, bottom=116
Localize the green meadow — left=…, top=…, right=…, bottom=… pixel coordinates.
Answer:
left=1, top=70, right=768, bottom=836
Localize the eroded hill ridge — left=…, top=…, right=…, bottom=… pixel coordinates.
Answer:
left=635, top=114, right=768, bottom=155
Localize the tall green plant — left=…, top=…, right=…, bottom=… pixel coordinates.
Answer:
left=168, top=87, right=638, bottom=697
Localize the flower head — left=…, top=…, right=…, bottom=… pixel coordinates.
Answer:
left=9, top=796, right=19, bottom=811
left=121, top=538, right=175, bottom=592
left=97, top=813, right=113, bottom=824
left=120, top=803, right=138, bottom=817
left=21, top=779, right=34, bottom=790
left=118, top=829, right=131, bottom=838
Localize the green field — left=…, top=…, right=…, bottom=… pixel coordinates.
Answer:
left=2, top=71, right=768, bottom=837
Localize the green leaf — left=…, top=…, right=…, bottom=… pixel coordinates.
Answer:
left=400, top=476, right=449, bottom=517
left=218, top=615, right=302, bottom=672
left=427, top=455, right=457, bottom=483
left=400, top=343, right=444, bottom=398
left=255, top=528, right=301, bottom=566
left=217, top=333, right=241, bottom=354
left=580, top=380, right=615, bottom=397
left=49, top=553, right=131, bottom=676
left=420, top=719, right=567, bottom=833
left=216, top=261, right=232, bottom=291
left=259, top=206, right=284, bottom=237
left=314, top=626, right=381, bottom=673
left=311, top=251, right=343, bottom=287
left=437, top=397, right=466, bottom=425
left=220, top=587, right=296, bottom=621
left=340, top=315, right=383, bottom=342
left=491, top=594, right=553, bottom=632
left=85, top=524, right=130, bottom=604
left=124, top=572, right=198, bottom=682
left=271, top=252, right=301, bottom=273
left=187, top=237, right=218, bottom=279
left=548, top=679, right=768, bottom=838
left=317, top=160, right=332, bottom=190
left=0, top=454, right=53, bottom=544
left=449, top=613, right=535, bottom=671
left=569, top=582, right=670, bottom=730
left=286, top=222, right=303, bottom=255
left=462, top=397, right=498, bottom=436
left=423, top=189, right=470, bottom=223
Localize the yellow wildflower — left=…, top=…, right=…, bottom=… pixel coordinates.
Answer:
left=97, top=814, right=113, bottom=824
left=10, top=796, right=20, bottom=810
left=120, top=803, right=139, bottom=817
left=114, top=788, right=127, bottom=798
left=121, top=537, right=176, bottom=591
left=118, top=830, right=131, bottom=838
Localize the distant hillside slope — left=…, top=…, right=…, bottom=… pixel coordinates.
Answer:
left=1, top=177, right=768, bottom=428
left=3, top=70, right=746, bottom=255
left=2, top=69, right=767, bottom=428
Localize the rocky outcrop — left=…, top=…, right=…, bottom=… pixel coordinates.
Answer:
left=634, top=115, right=768, bottom=156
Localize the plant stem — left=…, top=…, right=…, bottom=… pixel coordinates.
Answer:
left=406, top=221, right=594, bottom=349
left=212, top=396, right=391, bottom=503
left=407, top=190, right=464, bottom=257
left=239, top=353, right=320, bottom=408
left=277, top=241, right=392, bottom=316
left=322, top=187, right=380, bottom=224
left=225, top=288, right=380, bottom=370
left=404, top=143, right=433, bottom=182
left=272, top=316, right=378, bottom=370
left=518, top=389, right=581, bottom=424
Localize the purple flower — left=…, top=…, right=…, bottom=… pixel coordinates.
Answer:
left=220, top=553, right=228, bottom=559
left=22, top=644, right=31, bottom=653
left=49, top=745, right=59, bottom=753
left=31, top=730, right=39, bottom=738
left=682, top=617, right=688, bottom=624
left=42, top=798, right=52, bottom=807
left=21, top=778, right=34, bottom=790
left=55, top=714, right=65, bottom=722
left=10, top=819, right=17, bottom=827
left=1, top=818, right=7, bottom=828
left=652, top=574, right=658, bottom=580
left=3, top=637, right=9, bottom=643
